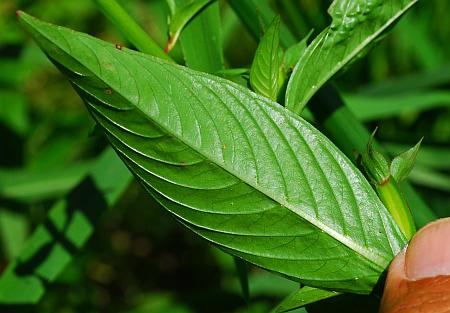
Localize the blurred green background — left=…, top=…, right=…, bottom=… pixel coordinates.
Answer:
left=0, top=0, right=449, bottom=312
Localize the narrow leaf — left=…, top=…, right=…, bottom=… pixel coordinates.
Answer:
left=94, top=0, right=170, bottom=61
left=285, top=0, right=419, bottom=113
left=178, top=0, right=224, bottom=73
left=19, top=12, right=407, bottom=293
left=275, top=286, right=341, bottom=312
left=283, top=30, right=312, bottom=72
left=234, top=257, right=250, bottom=302
left=250, top=16, right=281, bottom=101
left=227, top=0, right=297, bottom=48
left=386, top=143, right=450, bottom=171
left=0, top=162, right=92, bottom=202
left=360, top=132, right=390, bottom=185
left=407, top=165, right=450, bottom=193
left=166, top=0, right=214, bottom=52
left=390, top=138, right=423, bottom=183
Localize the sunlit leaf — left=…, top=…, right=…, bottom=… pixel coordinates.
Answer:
left=19, top=12, right=407, bottom=293
left=285, top=0, right=419, bottom=113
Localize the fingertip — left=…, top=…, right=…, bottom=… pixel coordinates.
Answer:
left=405, top=217, right=450, bottom=280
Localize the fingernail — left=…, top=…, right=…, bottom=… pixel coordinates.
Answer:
left=405, top=218, right=450, bottom=280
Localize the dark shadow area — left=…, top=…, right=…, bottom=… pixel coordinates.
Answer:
left=12, top=176, right=107, bottom=282
left=0, top=303, right=32, bottom=313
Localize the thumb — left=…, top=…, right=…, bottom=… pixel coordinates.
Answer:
left=380, top=217, right=450, bottom=313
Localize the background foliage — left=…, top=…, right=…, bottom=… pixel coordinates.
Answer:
left=0, top=0, right=449, bottom=312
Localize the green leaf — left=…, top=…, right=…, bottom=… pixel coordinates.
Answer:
left=0, top=162, right=92, bottom=202
left=250, top=16, right=282, bottom=101
left=390, top=139, right=422, bottom=183
left=94, top=0, right=171, bottom=61
left=285, top=0, right=419, bottom=113
left=19, top=12, right=407, bottom=293
left=178, top=0, right=223, bottom=73
left=345, top=91, right=450, bottom=122
left=0, top=89, right=30, bottom=136
left=227, top=0, right=297, bottom=48
left=359, top=131, right=390, bottom=185
left=385, top=143, right=450, bottom=171
left=167, top=0, right=215, bottom=52
left=274, top=286, right=341, bottom=312
left=283, top=30, right=312, bottom=72
left=407, top=165, right=450, bottom=193
left=228, top=0, right=437, bottom=230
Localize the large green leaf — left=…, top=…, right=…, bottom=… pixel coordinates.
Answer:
left=285, top=0, right=419, bottom=113
left=18, top=12, right=407, bottom=293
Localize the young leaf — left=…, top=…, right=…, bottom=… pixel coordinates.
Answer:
left=283, top=30, right=312, bottom=72
left=166, top=0, right=214, bottom=52
left=250, top=16, right=282, bottom=101
left=359, top=131, right=390, bottom=186
left=390, top=138, right=423, bottom=183
left=285, top=0, right=419, bottom=114
left=274, top=286, right=341, bottom=312
left=19, top=12, right=407, bottom=293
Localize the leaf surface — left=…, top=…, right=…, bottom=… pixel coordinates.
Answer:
left=285, top=0, right=419, bottom=113
left=275, top=286, right=341, bottom=312
left=283, top=30, right=312, bottom=72
left=390, top=139, right=422, bottom=183
left=167, top=0, right=214, bottom=52
left=19, top=12, right=407, bottom=293
left=250, top=16, right=281, bottom=101
left=177, top=0, right=223, bottom=73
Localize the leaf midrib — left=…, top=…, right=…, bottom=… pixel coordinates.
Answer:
left=32, top=22, right=390, bottom=270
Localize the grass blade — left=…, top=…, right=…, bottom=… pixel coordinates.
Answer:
left=94, top=0, right=171, bottom=61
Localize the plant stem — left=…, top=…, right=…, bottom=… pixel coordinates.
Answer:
left=376, top=178, right=416, bottom=240
left=94, top=0, right=172, bottom=61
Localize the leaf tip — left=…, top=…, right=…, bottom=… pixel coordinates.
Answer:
left=15, top=10, right=23, bottom=18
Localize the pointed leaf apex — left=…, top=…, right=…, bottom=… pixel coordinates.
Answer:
left=250, top=15, right=282, bottom=101
left=361, top=129, right=390, bottom=185
left=390, top=137, right=423, bottom=183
